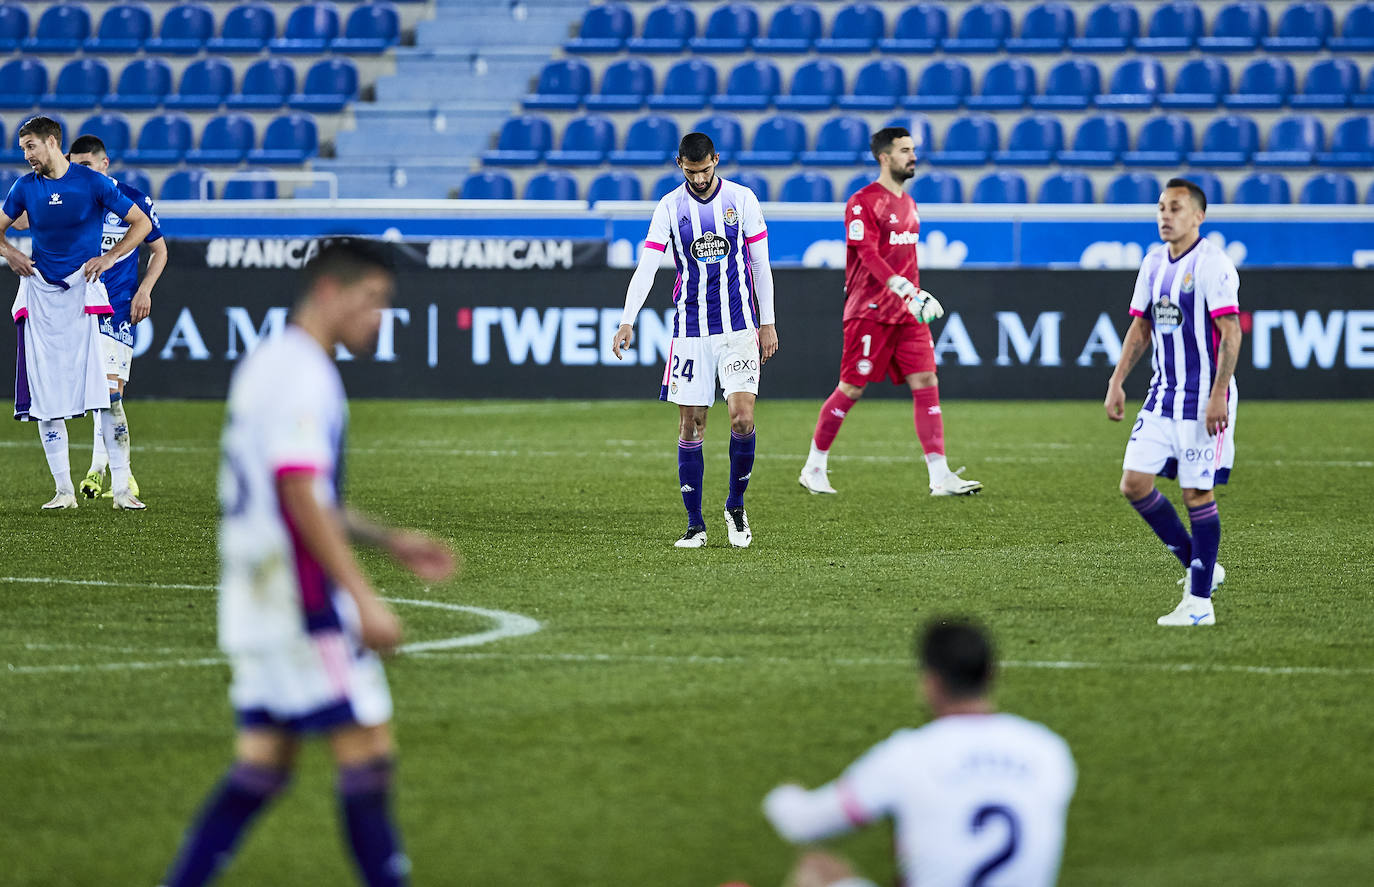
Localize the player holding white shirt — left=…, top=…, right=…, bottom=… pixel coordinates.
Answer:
left=764, top=620, right=1075, bottom=887
left=612, top=132, right=778, bottom=549
left=1106, top=178, right=1242, bottom=627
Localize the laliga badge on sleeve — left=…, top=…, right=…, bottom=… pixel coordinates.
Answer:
left=848, top=218, right=864, bottom=241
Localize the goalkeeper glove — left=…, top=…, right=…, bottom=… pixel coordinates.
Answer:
left=887, top=276, right=944, bottom=323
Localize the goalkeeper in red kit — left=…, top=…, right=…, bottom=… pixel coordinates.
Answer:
left=798, top=127, right=982, bottom=497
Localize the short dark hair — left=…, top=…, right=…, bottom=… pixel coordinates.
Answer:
left=17, top=116, right=63, bottom=147
left=69, top=135, right=107, bottom=157
left=303, top=238, right=396, bottom=292
left=918, top=618, right=994, bottom=699
left=678, top=132, right=716, bottom=163
left=1165, top=177, right=1207, bottom=212
left=871, top=126, right=911, bottom=160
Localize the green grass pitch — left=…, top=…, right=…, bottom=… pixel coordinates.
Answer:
left=2, top=399, right=1372, bottom=886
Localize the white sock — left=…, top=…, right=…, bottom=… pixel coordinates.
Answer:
left=101, top=408, right=132, bottom=495
left=108, top=396, right=132, bottom=475
left=807, top=441, right=829, bottom=470
left=39, top=419, right=73, bottom=494
left=925, top=453, right=950, bottom=486
left=89, top=410, right=108, bottom=475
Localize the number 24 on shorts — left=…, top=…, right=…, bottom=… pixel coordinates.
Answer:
left=671, top=355, right=696, bottom=382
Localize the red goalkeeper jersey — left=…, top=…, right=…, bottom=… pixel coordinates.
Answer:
left=843, top=182, right=920, bottom=326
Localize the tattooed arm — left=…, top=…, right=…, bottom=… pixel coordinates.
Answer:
left=1204, top=314, right=1241, bottom=436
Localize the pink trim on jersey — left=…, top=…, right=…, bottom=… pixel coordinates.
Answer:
left=84, top=305, right=113, bottom=315
left=1209, top=305, right=1239, bottom=318
left=314, top=632, right=352, bottom=697
left=14, top=308, right=28, bottom=320
left=1129, top=308, right=1146, bottom=317
left=644, top=241, right=667, bottom=253
left=745, top=229, right=768, bottom=244
left=836, top=780, right=869, bottom=827
left=1214, top=426, right=1227, bottom=473
left=275, top=463, right=322, bottom=479
left=278, top=490, right=331, bottom=618
left=661, top=339, right=675, bottom=386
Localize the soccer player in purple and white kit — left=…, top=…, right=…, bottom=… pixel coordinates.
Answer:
left=1105, top=178, right=1242, bottom=627
left=611, top=132, right=778, bottom=549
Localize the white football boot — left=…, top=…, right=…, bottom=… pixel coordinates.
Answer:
left=930, top=467, right=983, bottom=497
left=724, top=507, right=752, bottom=548
left=1178, top=562, right=1226, bottom=593
left=798, top=464, right=837, bottom=494
left=112, top=489, right=147, bottom=510
left=674, top=526, right=707, bottom=549
left=42, top=492, right=79, bottom=510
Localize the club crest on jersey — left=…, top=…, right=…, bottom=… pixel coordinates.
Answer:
left=723, top=207, right=739, bottom=227
left=1152, top=294, right=1183, bottom=334
left=690, top=231, right=731, bottom=264
left=1181, top=271, right=1195, bottom=293
left=104, top=211, right=122, bottom=226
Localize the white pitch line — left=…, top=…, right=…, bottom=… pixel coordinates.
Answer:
left=1, top=576, right=214, bottom=591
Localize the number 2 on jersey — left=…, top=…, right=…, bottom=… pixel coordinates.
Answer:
left=968, top=804, right=1020, bottom=887
left=671, top=356, right=695, bottom=382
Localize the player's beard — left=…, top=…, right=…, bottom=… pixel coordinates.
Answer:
left=689, top=175, right=715, bottom=194
left=895, top=164, right=916, bottom=183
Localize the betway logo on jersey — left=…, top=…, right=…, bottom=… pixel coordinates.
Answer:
left=468, top=307, right=676, bottom=367
left=888, top=230, right=919, bottom=246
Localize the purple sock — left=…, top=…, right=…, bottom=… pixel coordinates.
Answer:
left=1187, top=501, right=1221, bottom=599
left=163, top=762, right=288, bottom=887
left=726, top=429, right=755, bottom=510
left=678, top=439, right=704, bottom=528
left=339, top=758, right=409, bottom=887
left=1130, top=489, right=1192, bottom=568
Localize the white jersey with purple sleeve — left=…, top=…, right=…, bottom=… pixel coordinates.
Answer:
left=98, top=179, right=163, bottom=345
left=1129, top=237, right=1240, bottom=421
left=644, top=178, right=767, bottom=338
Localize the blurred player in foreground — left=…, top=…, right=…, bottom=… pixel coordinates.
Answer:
left=798, top=128, right=980, bottom=498
left=1105, top=178, right=1240, bottom=627
left=612, top=132, right=778, bottom=549
left=763, top=619, right=1075, bottom=887
left=0, top=115, right=152, bottom=509
left=160, top=241, right=456, bottom=887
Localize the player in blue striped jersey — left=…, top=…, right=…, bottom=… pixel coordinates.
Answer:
left=612, top=133, right=778, bottom=549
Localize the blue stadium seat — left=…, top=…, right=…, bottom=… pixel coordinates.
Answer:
left=86, top=3, right=153, bottom=54
left=884, top=113, right=935, bottom=157
left=881, top=3, right=947, bottom=53
left=779, top=171, right=834, bottom=203
left=1265, top=2, right=1334, bottom=51
left=994, top=114, right=1063, bottom=164
left=945, top=2, right=1012, bottom=52
left=146, top=3, right=213, bottom=55
left=1105, top=172, right=1161, bottom=204
left=843, top=171, right=875, bottom=197
left=647, top=59, right=718, bottom=111
left=0, top=169, right=17, bottom=197
left=104, top=58, right=173, bottom=110
left=186, top=113, right=255, bottom=164
left=248, top=113, right=317, bottom=164
left=566, top=2, right=632, bottom=53
left=973, top=170, right=1028, bottom=203
left=1136, top=1, right=1203, bottom=52
left=907, top=59, right=971, bottom=111
left=713, top=60, right=780, bottom=111
left=692, top=113, right=744, bottom=161
left=270, top=2, right=341, bottom=54
left=1318, top=116, right=1374, bottom=165
left=913, top=170, right=962, bottom=203
left=586, top=59, right=654, bottom=111
left=816, top=3, right=885, bottom=54
left=1355, top=69, right=1374, bottom=108
left=1160, top=58, right=1231, bottom=109
left=524, top=170, right=579, bottom=201
left=1234, top=172, right=1292, bottom=203
left=752, top=3, right=820, bottom=53
left=1189, top=115, right=1260, bottom=166
left=1199, top=1, right=1269, bottom=52
left=526, top=59, right=592, bottom=111
left=967, top=59, right=1035, bottom=110
left=43, top=59, right=110, bottom=110
left=1070, top=2, right=1140, bottom=52
left=1368, top=180, right=1374, bottom=203
left=332, top=1, right=399, bottom=53
left=110, top=168, right=152, bottom=196
left=207, top=3, right=275, bottom=54
left=775, top=58, right=844, bottom=111
left=223, top=176, right=276, bottom=200
left=1037, top=170, right=1094, bottom=203
left=801, top=114, right=870, bottom=164
left=651, top=170, right=685, bottom=200
left=23, top=4, right=91, bottom=53
left=1122, top=114, right=1194, bottom=166
left=161, top=168, right=214, bottom=200
left=1059, top=113, right=1129, bottom=165
left=1097, top=57, right=1165, bottom=109
left=0, top=59, right=48, bottom=110
left=738, top=114, right=806, bottom=165
left=0, top=5, right=29, bottom=53
left=1292, top=58, right=1358, bottom=108
left=930, top=114, right=998, bottom=166
left=609, top=114, right=679, bottom=165
left=731, top=170, right=770, bottom=202
left=1031, top=59, right=1099, bottom=110
left=1225, top=58, right=1295, bottom=109
left=628, top=3, right=697, bottom=54
left=1330, top=2, right=1374, bottom=51
left=76, top=113, right=133, bottom=160
left=839, top=60, right=907, bottom=110
left=1254, top=114, right=1324, bottom=166
left=482, top=115, right=554, bottom=166
left=166, top=57, right=235, bottom=110
left=126, top=112, right=193, bottom=164
left=226, top=58, right=295, bottom=110
left=1006, top=2, right=1075, bottom=53
left=1300, top=171, right=1356, bottom=203
left=461, top=171, right=515, bottom=200
left=1183, top=170, right=1225, bottom=205
left=690, top=3, right=760, bottom=53
left=545, top=114, right=617, bottom=166
left=588, top=170, right=643, bottom=203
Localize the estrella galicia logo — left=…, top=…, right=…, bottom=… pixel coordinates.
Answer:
left=1152, top=294, right=1182, bottom=334
left=690, top=231, right=731, bottom=264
